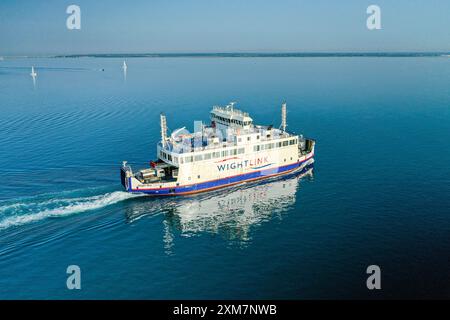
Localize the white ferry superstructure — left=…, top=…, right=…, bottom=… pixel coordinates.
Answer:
left=121, top=102, right=315, bottom=196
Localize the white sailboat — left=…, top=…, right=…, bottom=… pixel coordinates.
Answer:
left=122, top=61, right=127, bottom=80
left=30, top=66, right=37, bottom=78
left=30, top=66, right=37, bottom=87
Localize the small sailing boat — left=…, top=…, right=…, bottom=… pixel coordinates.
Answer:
left=30, top=66, right=37, bottom=78
left=122, top=61, right=127, bottom=71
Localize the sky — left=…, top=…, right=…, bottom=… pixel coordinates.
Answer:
left=1, top=0, right=450, bottom=55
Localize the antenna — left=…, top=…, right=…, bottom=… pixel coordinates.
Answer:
left=160, top=113, right=168, bottom=146
left=281, top=102, right=287, bottom=132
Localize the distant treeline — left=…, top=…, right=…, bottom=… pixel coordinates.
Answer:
left=53, top=52, right=450, bottom=58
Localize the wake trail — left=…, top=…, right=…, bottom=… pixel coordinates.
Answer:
left=0, top=191, right=142, bottom=230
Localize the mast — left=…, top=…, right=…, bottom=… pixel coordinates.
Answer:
left=281, top=102, right=287, bottom=132
left=160, top=113, right=168, bottom=146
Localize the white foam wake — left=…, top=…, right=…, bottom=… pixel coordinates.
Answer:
left=0, top=191, right=140, bottom=230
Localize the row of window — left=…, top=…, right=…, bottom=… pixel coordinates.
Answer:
left=181, top=147, right=246, bottom=163
left=160, top=138, right=297, bottom=164
left=160, top=147, right=246, bottom=164
left=212, top=114, right=251, bottom=126
left=253, top=138, right=297, bottom=152
left=160, top=151, right=173, bottom=162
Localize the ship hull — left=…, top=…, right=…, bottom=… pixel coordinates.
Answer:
left=126, top=155, right=314, bottom=196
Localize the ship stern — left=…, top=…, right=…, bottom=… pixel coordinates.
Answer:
left=120, top=161, right=133, bottom=192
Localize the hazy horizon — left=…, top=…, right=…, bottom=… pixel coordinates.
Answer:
left=2, top=51, right=450, bottom=59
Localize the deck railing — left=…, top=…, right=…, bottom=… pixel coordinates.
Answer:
left=161, top=131, right=299, bottom=155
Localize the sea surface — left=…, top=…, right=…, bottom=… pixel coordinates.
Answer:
left=0, top=56, right=449, bottom=299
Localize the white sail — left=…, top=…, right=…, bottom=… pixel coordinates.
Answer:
left=30, top=66, right=37, bottom=77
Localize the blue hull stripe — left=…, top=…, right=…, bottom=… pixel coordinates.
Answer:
left=129, top=156, right=313, bottom=196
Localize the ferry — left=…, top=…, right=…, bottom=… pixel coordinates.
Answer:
left=121, top=102, right=315, bottom=196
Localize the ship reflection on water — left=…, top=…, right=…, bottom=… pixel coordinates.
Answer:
left=124, top=165, right=314, bottom=252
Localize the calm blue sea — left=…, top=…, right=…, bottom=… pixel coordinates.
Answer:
left=0, top=56, right=450, bottom=299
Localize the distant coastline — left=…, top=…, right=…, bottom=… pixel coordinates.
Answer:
left=1, top=52, right=450, bottom=59
left=55, top=52, right=450, bottom=58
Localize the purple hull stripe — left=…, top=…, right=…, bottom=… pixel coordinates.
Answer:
left=129, top=156, right=313, bottom=196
